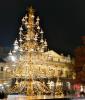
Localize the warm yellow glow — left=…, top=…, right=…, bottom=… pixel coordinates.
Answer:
left=0, top=6, right=75, bottom=97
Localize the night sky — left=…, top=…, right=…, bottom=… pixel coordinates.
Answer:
left=0, top=0, right=85, bottom=56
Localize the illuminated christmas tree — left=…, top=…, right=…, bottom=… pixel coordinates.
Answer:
left=8, top=6, right=51, bottom=95
left=55, top=78, right=64, bottom=97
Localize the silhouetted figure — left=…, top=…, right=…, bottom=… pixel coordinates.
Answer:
left=80, top=91, right=85, bottom=97
left=1, top=66, right=3, bottom=71
left=0, top=91, right=5, bottom=99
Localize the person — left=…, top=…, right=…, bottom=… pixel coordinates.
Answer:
left=80, top=85, right=85, bottom=97
left=0, top=91, right=5, bottom=99
left=80, top=91, right=85, bottom=97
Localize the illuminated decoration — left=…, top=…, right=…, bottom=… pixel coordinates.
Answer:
left=8, top=6, right=51, bottom=95
left=0, top=6, right=75, bottom=96
left=55, top=78, right=64, bottom=97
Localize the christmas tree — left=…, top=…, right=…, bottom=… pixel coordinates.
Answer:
left=8, top=6, right=51, bottom=96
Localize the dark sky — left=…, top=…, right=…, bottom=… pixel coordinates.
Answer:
left=0, top=0, right=85, bottom=56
